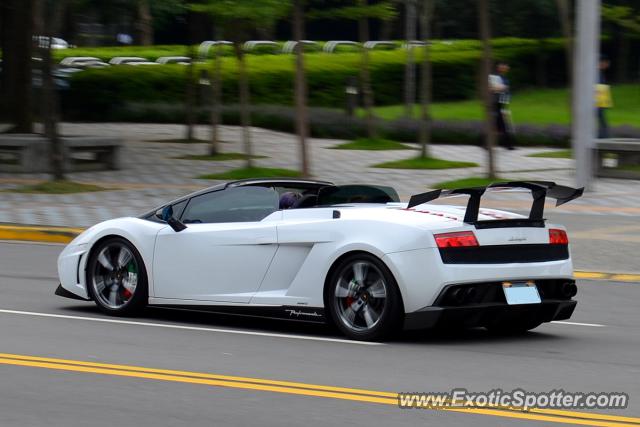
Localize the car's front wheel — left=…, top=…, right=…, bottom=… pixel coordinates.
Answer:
left=326, top=253, right=402, bottom=341
left=86, top=237, right=148, bottom=316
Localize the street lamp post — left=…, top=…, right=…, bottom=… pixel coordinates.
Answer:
left=572, top=0, right=601, bottom=191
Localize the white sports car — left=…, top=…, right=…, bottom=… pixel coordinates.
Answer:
left=56, top=178, right=582, bottom=341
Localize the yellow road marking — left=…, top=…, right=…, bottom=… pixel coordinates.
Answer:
left=0, top=225, right=83, bottom=244
left=0, top=353, right=638, bottom=427
left=575, top=272, right=610, bottom=280
left=609, top=274, right=640, bottom=283
left=575, top=271, right=640, bottom=283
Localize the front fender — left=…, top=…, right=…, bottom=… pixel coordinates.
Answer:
left=57, top=218, right=165, bottom=299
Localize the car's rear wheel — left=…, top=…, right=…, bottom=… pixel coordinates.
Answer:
left=327, top=253, right=402, bottom=341
left=86, top=237, right=148, bottom=315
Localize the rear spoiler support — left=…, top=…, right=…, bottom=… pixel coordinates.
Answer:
left=407, top=181, right=584, bottom=224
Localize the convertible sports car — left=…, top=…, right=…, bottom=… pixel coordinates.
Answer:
left=56, top=178, right=582, bottom=341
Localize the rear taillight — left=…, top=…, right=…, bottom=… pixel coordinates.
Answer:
left=549, top=228, right=569, bottom=245
left=434, top=231, right=479, bottom=248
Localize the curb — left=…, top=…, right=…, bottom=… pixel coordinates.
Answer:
left=1, top=224, right=639, bottom=283
left=0, top=225, right=83, bottom=244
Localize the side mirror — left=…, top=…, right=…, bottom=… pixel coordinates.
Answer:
left=155, top=205, right=187, bottom=232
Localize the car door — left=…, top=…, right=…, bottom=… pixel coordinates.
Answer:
left=153, top=186, right=280, bottom=303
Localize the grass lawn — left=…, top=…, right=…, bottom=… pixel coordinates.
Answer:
left=178, top=153, right=267, bottom=161
left=331, top=137, right=414, bottom=150
left=6, top=180, right=108, bottom=194
left=618, top=164, right=640, bottom=172
left=432, top=177, right=516, bottom=189
left=526, top=149, right=572, bottom=159
left=198, top=167, right=302, bottom=180
left=366, top=84, right=640, bottom=127
left=374, top=156, right=478, bottom=169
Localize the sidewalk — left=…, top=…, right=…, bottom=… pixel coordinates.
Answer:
left=1, top=122, right=640, bottom=227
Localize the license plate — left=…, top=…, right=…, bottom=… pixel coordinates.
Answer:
left=502, top=281, right=541, bottom=305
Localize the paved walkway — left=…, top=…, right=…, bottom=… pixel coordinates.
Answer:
left=1, top=123, right=640, bottom=227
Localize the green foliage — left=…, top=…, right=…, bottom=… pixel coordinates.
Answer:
left=6, top=180, right=108, bottom=194
left=368, top=84, right=640, bottom=127
left=331, top=137, right=413, bottom=150
left=374, top=157, right=478, bottom=169
left=602, top=5, right=640, bottom=35
left=526, top=149, right=572, bottom=159
left=190, top=0, right=290, bottom=22
left=189, top=0, right=291, bottom=41
left=53, top=45, right=196, bottom=62
left=310, top=1, right=397, bottom=21
left=65, top=38, right=570, bottom=117
left=431, top=177, right=516, bottom=189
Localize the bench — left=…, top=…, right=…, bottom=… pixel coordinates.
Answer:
left=0, top=134, right=122, bottom=173
left=594, top=138, right=640, bottom=180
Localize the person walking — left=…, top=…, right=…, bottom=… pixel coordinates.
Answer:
left=596, top=55, right=613, bottom=139
left=489, top=61, right=515, bottom=150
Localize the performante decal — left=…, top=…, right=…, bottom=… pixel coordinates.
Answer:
left=285, top=309, right=323, bottom=318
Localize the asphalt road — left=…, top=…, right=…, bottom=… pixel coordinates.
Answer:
left=1, top=213, right=639, bottom=427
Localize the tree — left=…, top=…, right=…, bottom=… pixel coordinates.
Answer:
left=40, top=1, right=64, bottom=180
left=555, top=0, right=573, bottom=123
left=313, top=1, right=397, bottom=140
left=477, top=0, right=496, bottom=179
left=602, top=3, right=640, bottom=83
left=184, top=10, right=197, bottom=142
left=191, top=0, right=291, bottom=168
left=418, top=0, right=433, bottom=158
left=136, top=0, right=153, bottom=45
left=0, top=0, right=34, bottom=133
left=403, top=0, right=417, bottom=117
left=293, top=0, right=310, bottom=177
left=208, top=38, right=223, bottom=156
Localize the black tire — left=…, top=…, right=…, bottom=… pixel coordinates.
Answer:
left=86, top=237, right=148, bottom=316
left=486, top=319, right=543, bottom=335
left=325, top=253, right=403, bottom=341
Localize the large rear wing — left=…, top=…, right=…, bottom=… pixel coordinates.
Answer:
left=408, top=181, right=583, bottom=226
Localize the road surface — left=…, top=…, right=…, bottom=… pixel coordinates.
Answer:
left=0, top=213, right=638, bottom=427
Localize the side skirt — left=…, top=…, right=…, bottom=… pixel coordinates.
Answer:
left=152, top=304, right=327, bottom=324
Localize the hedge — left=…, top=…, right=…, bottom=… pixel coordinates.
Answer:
left=64, top=38, right=570, bottom=119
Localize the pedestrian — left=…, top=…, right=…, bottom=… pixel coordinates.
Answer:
left=489, top=61, right=515, bottom=150
left=596, top=55, right=613, bottom=139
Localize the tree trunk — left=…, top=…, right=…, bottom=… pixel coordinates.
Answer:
left=555, top=0, right=573, bottom=118
left=42, top=1, right=63, bottom=180
left=185, top=44, right=196, bottom=141
left=478, top=0, right=496, bottom=179
left=185, top=12, right=196, bottom=142
left=234, top=43, right=253, bottom=168
left=293, top=0, right=310, bottom=177
left=2, top=0, right=34, bottom=132
left=404, top=0, right=417, bottom=117
left=418, top=0, right=434, bottom=159
left=358, top=0, right=376, bottom=140
left=137, top=0, right=153, bottom=46
left=209, top=41, right=222, bottom=156
left=33, top=0, right=45, bottom=35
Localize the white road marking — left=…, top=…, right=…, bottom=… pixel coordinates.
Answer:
left=551, top=321, right=606, bottom=327
left=0, top=309, right=383, bottom=346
